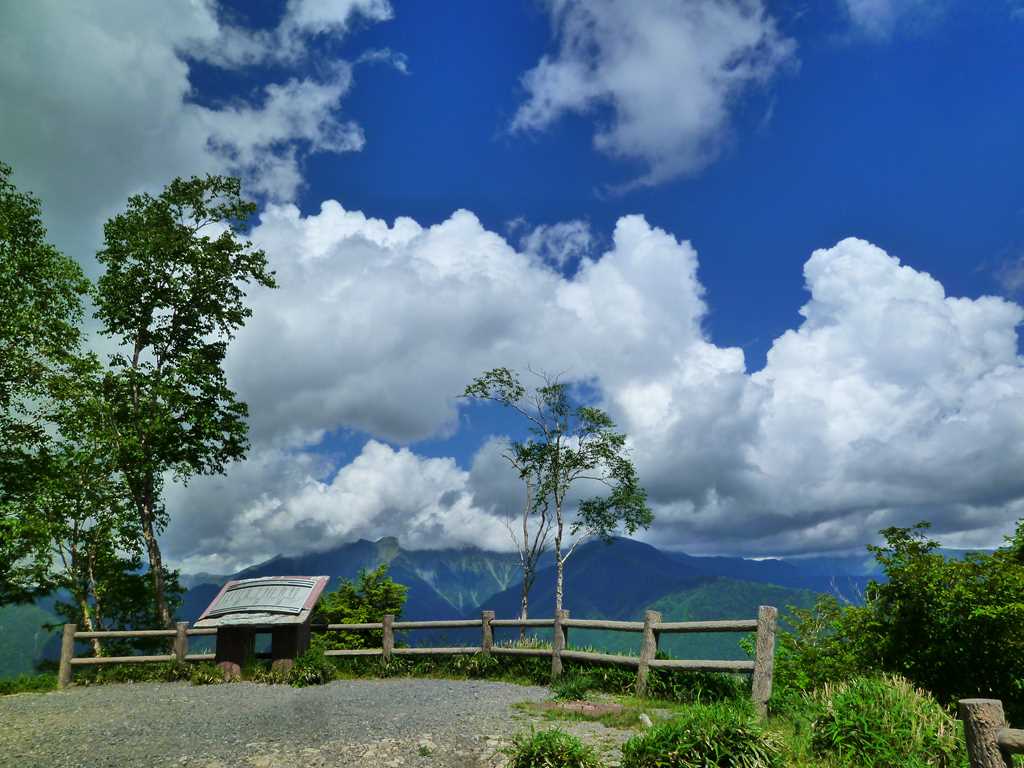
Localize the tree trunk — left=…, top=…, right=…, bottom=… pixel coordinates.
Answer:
left=77, top=595, right=103, bottom=657
left=555, top=557, right=564, bottom=614
left=519, top=582, right=529, bottom=643
left=139, top=502, right=172, bottom=627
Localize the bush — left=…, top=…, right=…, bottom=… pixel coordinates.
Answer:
left=810, top=675, right=967, bottom=768
left=620, top=702, right=784, bottom=768
left=502, top=728, right=604, bottom=768
left=289, top=647, right=336, bottom=688
left=189, top=663, right=224, bottom=685
left=552, top=671, right=594, bottom=701
left=0, top=673, right=57, bottom=695
left=313, top=564, right=407, bottom=650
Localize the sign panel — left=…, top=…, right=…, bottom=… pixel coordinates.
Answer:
left=195, top=575, right=329, bottom=628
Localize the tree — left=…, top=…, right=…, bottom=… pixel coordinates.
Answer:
left=464, top=367, right=653, bottom=614
left=0, top=160, right=91, bottom=604
left=313, top=565, right=408, bottom=650
left=92, top=175, right=276, bottom=626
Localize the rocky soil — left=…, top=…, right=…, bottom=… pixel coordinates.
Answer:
left=0, top=679, right=637, bottom=767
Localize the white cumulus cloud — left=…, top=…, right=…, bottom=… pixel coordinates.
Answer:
left=511, top=0, right=796, bottom=188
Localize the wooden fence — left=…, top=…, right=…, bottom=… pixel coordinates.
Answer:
left=959, top=699, right=1024, bottom=768
left=58, top=605, right=777, bottom=715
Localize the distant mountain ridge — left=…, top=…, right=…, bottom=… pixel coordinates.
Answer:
left=1, top=535, right=881, bottom=677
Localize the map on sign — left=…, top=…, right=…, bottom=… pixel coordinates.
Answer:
left=195, top=575, right=329, bottom=628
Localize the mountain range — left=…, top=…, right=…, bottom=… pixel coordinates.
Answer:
left=1, top=535, right=878, bottom=677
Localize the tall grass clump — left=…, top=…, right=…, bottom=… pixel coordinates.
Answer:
left=810, top=675, right=967, bottom=768
left=502, top=728, right=604, bottom=768
left=619, top=701, right=784, bottom=768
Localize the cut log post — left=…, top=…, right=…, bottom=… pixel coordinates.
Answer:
left=551, top=610, right=569, bottom=680
left=751, top=605, right=777, bottom=718
left=215, top=627, right=252, bottom=681
left=58, top=624, right=77, bottom=690
left=481, top=611, right=494, bottom=655
left=382, top=614, right=394, bottom=661
left=960, top=699, right=1014, bottom=768
left=173, top=622, right=189, bottom=663
left=635, top=610, right=662, bottom=698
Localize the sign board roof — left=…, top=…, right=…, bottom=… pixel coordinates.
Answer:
left=194, top=575, right=329, bottom=629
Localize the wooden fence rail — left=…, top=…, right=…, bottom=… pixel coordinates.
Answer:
left=959, top=699, right=1024, bottom=768
left=57, top=605, right=777, bottom=715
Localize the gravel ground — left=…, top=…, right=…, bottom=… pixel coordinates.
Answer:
left=0, top=679, right=636, bottom=768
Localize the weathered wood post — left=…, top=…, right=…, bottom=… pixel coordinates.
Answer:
left=960, top=699, right=1014, bottom=768
left=481, top=610, right=494, bottom=655
left=173, top=621, right=189, bottom=663
left=58, top=623, right=76, bottom=690
left=751, top=605, right=777, bottom=718
left=635, top=610, right=662, bottom=698
left=551, top=609, right=569, bottom=680
left=382, top=614, right=394, bottom=661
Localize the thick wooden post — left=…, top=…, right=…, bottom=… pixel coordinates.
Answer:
left=58, top=623, right=77, bottom=690
left=551, top=610, right=569, bottom=680
left=751, top=605, right=777, bottom=718
left=960, top=699, right=1014, bottom=768
left=481, top=611, right=494, bottom=655
left=382, top=614, right=394, bottom=661
left=635, top=610, right=662, bottom=698
left=173, top=621, right=189, bottom=663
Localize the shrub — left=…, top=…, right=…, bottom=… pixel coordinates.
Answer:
left=289, top=647, right=336, bottom=688
left=552, top=671, right=595, bottom=701
left=502, top=728, right=604, bottom=768
left=810, top=675, right=967, bottom=768
left=620, top=702, right=784, bottom=768
left=0, top=673, right=57, bottom=695
left=189, top=663, right=224, bottom=685
left=313, top=564, right=407, bottom=650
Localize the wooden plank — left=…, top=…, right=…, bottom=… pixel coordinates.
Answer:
left=392, top=647, right=481, bottom=655
left=58, top=624, right=76, bottom=689
left=392, top=620, right=482, bottom=629
left=752, top=605, right=777, bottom=718
left=324, top=649, right=383, bottom=657
left=560, top=650, right=641, bottom=668
left=562, top=619, right=644, bottom=632
left=325, top=623, right=382, bottom=631
left=70, top=655, right=175, bottom=666
left=653, top=619, right=758, bottom=633
left=74, top=629, right=178, bottom=639
left=960, top=699, right=1014, bottom=768
left=648, top=658, right=755, bottom=672
left=490, top=647, right=552, bottom=658
left=184, top=653, right=215, bottom=662
left=997, top=727, right=1024, bottom=754
left=186, top=628, right=217, bottom=636
left=635, top=610, right=661, bottom=697
left=490, top=619, right=554, bottom=627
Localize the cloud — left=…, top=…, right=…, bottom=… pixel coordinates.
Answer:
left=0, top=0, right=389, bottom=272
left=839, top=0, right=946, bottom=39
left=163, top=201, right=1024, bottom=569
left=519, top=220, right=594, bottom=271
left=511, top=0, right=796, bottom=188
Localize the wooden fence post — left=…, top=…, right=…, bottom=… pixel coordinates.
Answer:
left=382, top=614, right=394, bottom=661
left=481, top=611, right=494, bottom=655
left=960, top=699, right=1014, bottom=768
left=635, top=610, right=662, bottom=698
left=58, top=623, right=76, bottom=690
left=173, top=621, right=189, bottom=663
left=751, top=605, right=777, bottom=718
left=551, top=610, right=569, bottom=680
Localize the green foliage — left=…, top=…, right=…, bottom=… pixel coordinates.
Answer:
left=189, top=663, right=225, bottom=686
left=552, top=671, right=594, bottom=701
left=809, top=675, right=967, bottom=768
left=619, top=702, right=784, bottom=768
left=0, top=673, right=57, bottom=695
left=92, top=173, right=276, bottom=625
left=502, top=728, right=604, bottom=768
left=0, top=160, right=91, bottom=603
left=313, top=564, right=408, bottom=650
left=289, top=646, right=336, bottom=688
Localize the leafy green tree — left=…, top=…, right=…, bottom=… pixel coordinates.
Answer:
left=0, top=161, right=90, bottom=604
left=313, top=565, right=408, bottom=650
left=92, top=175, right=276, bottom=626
left=464, top=367, right=652, bottom=614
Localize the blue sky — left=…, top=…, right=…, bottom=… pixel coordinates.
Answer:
left=2, top=0, right=1024, bottom=571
